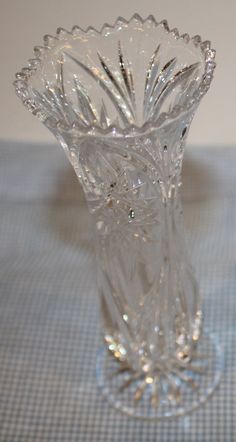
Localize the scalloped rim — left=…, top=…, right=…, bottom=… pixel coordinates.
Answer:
left=14, top=13, right=216, bottom=138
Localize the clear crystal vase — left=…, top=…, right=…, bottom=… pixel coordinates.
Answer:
left=14, top=14, right=222, bottom=419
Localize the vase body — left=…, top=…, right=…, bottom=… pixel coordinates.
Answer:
left=72, top=118, right=202, bottom=376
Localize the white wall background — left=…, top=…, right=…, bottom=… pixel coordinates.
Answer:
left=2, top=0, right=236, bottom=146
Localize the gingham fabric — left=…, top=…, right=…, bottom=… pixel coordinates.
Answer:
left=0, top=141, right=235, bottom=441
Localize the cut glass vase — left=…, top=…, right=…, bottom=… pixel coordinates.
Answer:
left=14, top=14, right=223, bottom=419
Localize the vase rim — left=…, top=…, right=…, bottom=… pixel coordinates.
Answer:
left=14, top=13, right=216, bottom=138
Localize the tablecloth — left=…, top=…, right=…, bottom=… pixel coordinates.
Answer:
left=1, top=141, right=236, bottom=441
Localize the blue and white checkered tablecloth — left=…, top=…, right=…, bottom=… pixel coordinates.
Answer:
left=0, top=141, right=236, bottom=441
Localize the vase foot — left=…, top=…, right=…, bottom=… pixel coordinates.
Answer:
left=96, top=333, right=223, bottom=420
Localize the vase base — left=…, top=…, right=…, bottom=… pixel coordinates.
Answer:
left=96, top=333, right=223, bottom=420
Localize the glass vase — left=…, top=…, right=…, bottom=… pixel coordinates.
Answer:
left=14, top=14, right=223, bottom=419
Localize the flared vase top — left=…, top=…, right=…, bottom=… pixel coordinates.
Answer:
left=14, top=14, right=216, bottom=138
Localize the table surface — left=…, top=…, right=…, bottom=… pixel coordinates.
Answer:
left=1, top=141, right=236, bottom=441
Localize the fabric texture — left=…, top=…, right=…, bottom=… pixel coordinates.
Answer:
left=0, top=141, right=235, bottom=441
